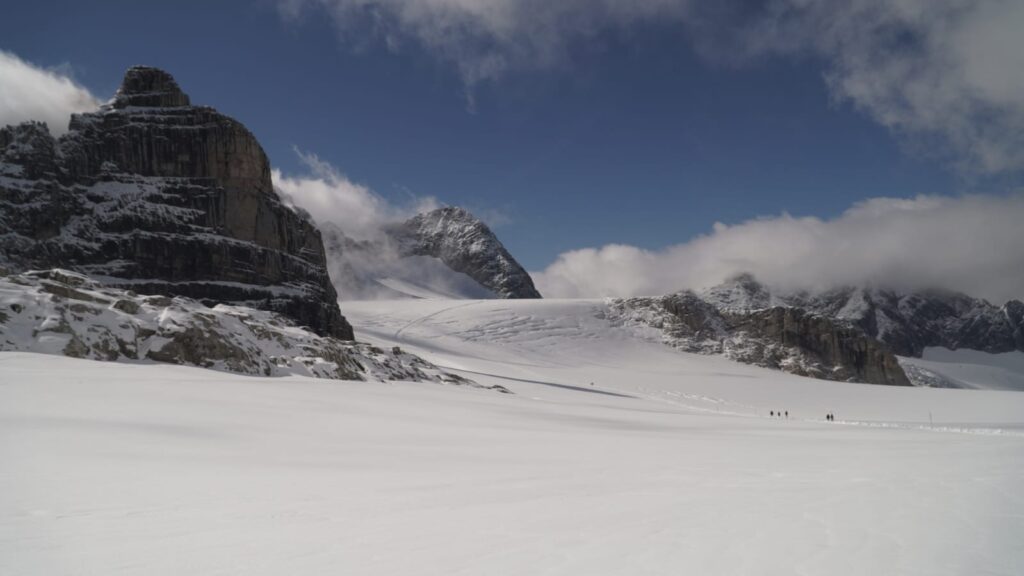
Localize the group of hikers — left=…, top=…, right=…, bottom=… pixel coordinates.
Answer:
left=768, top=410, right=837, bottom=421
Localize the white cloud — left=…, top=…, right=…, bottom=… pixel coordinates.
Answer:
left=272, top=147, right=439, bottom=240
left=279, top=0, right=694, bottom=91
left=272, top=149, right=507, bottom=300
left=281, top=0, right=1024, bottom=174
left=0, top=50, right=101, bottom=135
left=533, top=194, right=1024, bottom=304
left=727, top=0, right=1024, bottom=175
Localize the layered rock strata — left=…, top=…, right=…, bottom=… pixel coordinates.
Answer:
left=0, top=66, right=352, bottom=338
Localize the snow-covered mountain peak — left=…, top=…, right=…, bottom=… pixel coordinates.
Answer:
left=318, top=206, right=541, bottom=300
left=698, top=273, right=778, bottom=312
left=692, top=275, right=1024, bottom=358
left=391, top=206, right=542, bottom=299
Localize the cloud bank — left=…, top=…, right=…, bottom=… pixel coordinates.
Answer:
left=272, top=147, right=439, bottom=241
left=0, top=50, right=101, bottom=135
left=273, top=150, right=502, bottom=300
left=281, top=0, right=1024, bottom=174
left=533, top=194, right=1024, bottom=305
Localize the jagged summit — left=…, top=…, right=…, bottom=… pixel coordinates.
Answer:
left=699, top=273, right=776, bottom=312
left=608, top=274, right=1024, bottom=386
left=388, top=206, right=542, bottom=299
left=317, top=206, right=542, bottom=300
left=112, top=66, right=191, bottom=108
left=692, top=274, right=1024, bottom=357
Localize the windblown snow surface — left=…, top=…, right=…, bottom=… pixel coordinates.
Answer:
left=3, top=298, right=1024, bottom=575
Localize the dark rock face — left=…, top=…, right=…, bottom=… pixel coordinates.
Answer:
left=704, top=277, right=1024, bottom=358
left=731, top=307, right=910, bottom=385
left=1007, top=300, right=1024, bottom=351
left=111, top=66, right=192, bottom=108
left=387, top=207, right=542, bottom=299
left=610, top=273, right=1023, bottom=385
left=0, top=66, right=352, bottom=339
left=814, top=289, right=1024, bottom=357
left=612, top=290, right=910, bottom=386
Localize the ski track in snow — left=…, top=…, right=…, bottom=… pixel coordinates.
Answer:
left=2, top=297, right=1023, bottom=575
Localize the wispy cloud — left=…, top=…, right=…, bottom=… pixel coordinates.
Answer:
left=272, top=147, right=439, bottom=240
left=272, top=149, right=506, bottom=300
left=278, top=0, right=694, bottom=96
left=0, top=50, right=101, bottom=135
left=280, top=0, right=1024, bottom=174
left=720, top=0, right=1024, bottom=175
left=533, top=194, right=1024, bottom=304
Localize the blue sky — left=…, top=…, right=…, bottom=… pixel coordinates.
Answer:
left=2, top=0, right=1023, bottom=300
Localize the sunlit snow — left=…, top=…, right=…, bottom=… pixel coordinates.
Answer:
left=2, top=298, right=1022, bottom=575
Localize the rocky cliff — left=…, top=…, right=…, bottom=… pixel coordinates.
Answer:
left=0, top=66, right=352, bottom=339
left=608, top=291, right=910, bottom=385
left=700, top=274, right=1024, bottom=357
left=386, top=207, right=542, bottom=299
left=607, top=273, right=1023, bottom=386
left=785, top=287, right=1024, bottom=357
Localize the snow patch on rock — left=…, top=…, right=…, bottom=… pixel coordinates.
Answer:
left=0, top=268, right=502, bottom=389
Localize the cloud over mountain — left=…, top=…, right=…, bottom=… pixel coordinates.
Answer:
left=272, top=147, right=439, bottom=240
left=534, top=194, right=1024, bottom=304
left=0, top=50, right=101, bottom=135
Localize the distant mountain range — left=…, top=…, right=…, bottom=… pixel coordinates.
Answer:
left=608, top=274, right=1023, bottom=386
left=316, top=206, right=541, bottom=301
left=702, top=274, right=1024, bottom=356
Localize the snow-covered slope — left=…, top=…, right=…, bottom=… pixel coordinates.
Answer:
left=899, top=348, right=1024, bottom=391
left=386, top=207, right=542, bottom=299
left=318, top=207, right=540, bottom=302
left=0, top=268, right=483, bottom=386
left=320, top=222, right=500, bottom=300
left=346, top=298, right=1024, bottom=421
left=4, top=297, right=1023, bottom=575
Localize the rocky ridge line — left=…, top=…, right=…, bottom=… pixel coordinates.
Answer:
left=386, top=207, right=542, bottom=299
left=606, top=291, right=910, bottom=386
left=607, top=273, right=1024, bottom=387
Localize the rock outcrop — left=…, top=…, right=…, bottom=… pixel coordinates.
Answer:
left=608, top=273, right=1023, bottom=386
left=699, top=275, right=1024, bottom=357
left=0, top=66, right=352, bottom=339
left=386, top=207, right=542, bottom=299
left=0, top=268, right=501, bottom=387
left=608, top=291, right=910, bottom=385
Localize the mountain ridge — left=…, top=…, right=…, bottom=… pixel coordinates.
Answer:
left=608, top=273, right=1023, bottom=387
left=317, top=206, right=542, bottom=300
left=699, top=274, right=1024, bottom=357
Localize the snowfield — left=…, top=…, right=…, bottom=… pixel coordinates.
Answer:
left=899, top=347, right=1024, bottom=391
left=3, top=297, right=1024, bottom=575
